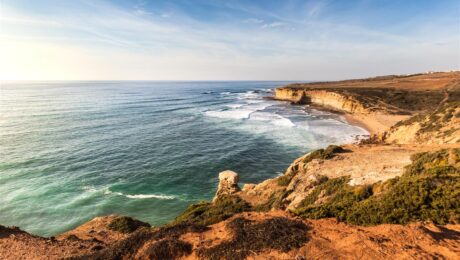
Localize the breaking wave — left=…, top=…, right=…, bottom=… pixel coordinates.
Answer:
left=100, top=188, right=176, bottom=200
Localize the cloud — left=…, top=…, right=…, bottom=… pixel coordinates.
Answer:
left=306, top=0, right=328, bottom=18
left=243, top=18, right=264, bottom=24
left=0, top=0, right=458, bottom=80
left=261, top=21, right=286, bottom=29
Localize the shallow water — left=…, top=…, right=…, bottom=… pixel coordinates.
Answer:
left=0, top=81, right=368, bottom=236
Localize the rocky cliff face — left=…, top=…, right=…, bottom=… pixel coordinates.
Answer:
left=274, top=88, right=369, bottom=114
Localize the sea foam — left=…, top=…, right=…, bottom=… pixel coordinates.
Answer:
left=103, top=188, right=175, bottom=200
left=249, top=112, right=295, bottom=127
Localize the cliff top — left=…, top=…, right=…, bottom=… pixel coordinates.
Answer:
left=282, top=71, right=460, bottom=91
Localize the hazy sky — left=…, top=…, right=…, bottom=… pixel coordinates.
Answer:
left=1, top=0, right=459, bottom=80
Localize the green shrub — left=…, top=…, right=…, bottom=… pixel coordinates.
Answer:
left=302, top=145, right=344, bottom=163
left=276, top=175, right=291, bottom=186
left=72, top=228, right=155, bottom=260
left=173, top=195, right=251, bottom=226
left=277, top=145, right=344, bottom=187
left=197, top=217, right=308, bottom=260
left=107, top=216, right=151, bottom=234
left=393, top=114, right=425, bottom=127
left=254, top=189, right=293, bottom=212
left=294, top=149, right=460, bottom=225
left=143, top=239, right=192, bottom=259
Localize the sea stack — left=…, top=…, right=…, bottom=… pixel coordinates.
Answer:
left=213, top=170, right=240, bottom=202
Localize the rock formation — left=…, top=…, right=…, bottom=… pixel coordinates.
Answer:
left=213, top=170, right=240, bottom=202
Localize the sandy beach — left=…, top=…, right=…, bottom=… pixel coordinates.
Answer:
left=343, top=113, right=410, bottom=135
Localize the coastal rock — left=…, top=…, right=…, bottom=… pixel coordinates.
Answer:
left=213, top=170, right=240, bottom=202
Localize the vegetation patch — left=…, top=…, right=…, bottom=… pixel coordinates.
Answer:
left=276, top=175, right=292, bottom=186
left=393, top=101, right=459, bottom=134
left=294, top=149, right=460, bottom=225
left=74, top=219, right=208, bottom=259
left=419, top=102, right=459, bottom=133
left=71, top=228, right=155, bottom=260
left=107, top=216, right=151, bottom=234
left=393, top=113, right=425, bottom=128
left=343, top=88, right=444, bottom=113
left=254, top=189, right=293, bottom=212
left=197, top=217, right=309, bottom=260
left=173, top=195, right=251, bottom=226
left=277, top=145, right=344, bottom=187
left=302, top=145, right=345, bottom=163
left=142, top=238, right=192, bottom=259
left=0, top=225, right=25, bottom=238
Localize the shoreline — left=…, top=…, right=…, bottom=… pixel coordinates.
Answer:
left=295, top=102, right=410, bottom=136
left=342, top=112, right=411, bottom=136
left=301, top=102, right=403, bottom=136
left=342, top=113, right=374, bottom=135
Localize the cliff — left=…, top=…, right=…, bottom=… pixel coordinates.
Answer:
left=275, top=88, right=369, bottom=113
left=273, top=71, right=460, bottom=136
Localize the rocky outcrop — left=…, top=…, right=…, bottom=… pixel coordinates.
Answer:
left=213, top=170, right=240, bottom=202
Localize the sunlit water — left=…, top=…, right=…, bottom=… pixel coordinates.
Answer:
left=0, top=81, right=368, bottom=236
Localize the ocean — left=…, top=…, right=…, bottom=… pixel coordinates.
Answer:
left=0, top=81, right=368, bottom=236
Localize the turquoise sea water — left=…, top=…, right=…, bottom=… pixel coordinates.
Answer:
left=0, top=81, right=368, bottom=236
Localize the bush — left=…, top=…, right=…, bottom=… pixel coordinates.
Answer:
left=294, top=149, right=460, bottom=225
left=173, top=195, right=251, bottom=226
left=107, top=216, right=151, bottom=234
left=72, top=228, right=155, bottom=260
left=302, top=145, right=344, bottom=163
left=276, top=175, right=292, bottom=186
left=142, top=239, right=192, bottom=259
left=254, top=189, right=293, bottom=212
left=277, top=145, right=344, bottom=187
left=197, top=217, right=309, bottom=260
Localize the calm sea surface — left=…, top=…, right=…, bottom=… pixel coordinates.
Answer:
left=0, top=81, right=367, bottom=236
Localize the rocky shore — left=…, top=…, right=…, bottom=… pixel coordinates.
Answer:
left=1, top=71, right=459, bottom=259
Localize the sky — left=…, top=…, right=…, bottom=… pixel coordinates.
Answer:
left=1, top=0, right=459, bottom=80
